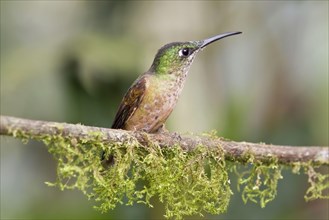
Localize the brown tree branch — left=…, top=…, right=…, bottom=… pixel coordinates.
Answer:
left=0, top=115, right=328, bottom=166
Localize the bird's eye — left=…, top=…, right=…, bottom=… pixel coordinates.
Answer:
left=179, top=48, right=190, bottom=57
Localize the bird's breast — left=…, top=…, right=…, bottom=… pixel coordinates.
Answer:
left=125, top=75, right=187, bottom=132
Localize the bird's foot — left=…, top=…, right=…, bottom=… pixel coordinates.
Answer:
left=156, top=124, right=182, bottom=141
left=155, top=124, right=170, bottom=134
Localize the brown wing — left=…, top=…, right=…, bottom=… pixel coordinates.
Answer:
left=111, top=74, right=148, bottom=129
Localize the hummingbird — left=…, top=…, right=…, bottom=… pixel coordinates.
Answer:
left=111, top=32, right=242, bottom=133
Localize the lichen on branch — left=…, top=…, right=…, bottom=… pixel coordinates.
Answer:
left=44, top=131, right=232, bottom=219
left=0, top=115, right=328, bottom=219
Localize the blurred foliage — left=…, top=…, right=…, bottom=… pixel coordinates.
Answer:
left=1, top=1, right=328, bottom=219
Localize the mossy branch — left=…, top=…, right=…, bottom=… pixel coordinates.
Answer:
left=0, top=115, right=328, bottom=166
left=1, top=115, right=328, bottom=219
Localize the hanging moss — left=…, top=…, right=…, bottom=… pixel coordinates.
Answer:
left=292, top=162, right=329, bottom=201
left=9, top=127, right=329, bottom=219
left=36, top=130, right=231, bottom=219
left=233, top=157, right=283, bottom=208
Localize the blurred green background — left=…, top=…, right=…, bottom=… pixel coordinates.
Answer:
left=1, top=1, right=328, bottom=219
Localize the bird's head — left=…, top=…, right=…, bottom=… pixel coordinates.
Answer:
left=150, top=31, right=242, bottom=76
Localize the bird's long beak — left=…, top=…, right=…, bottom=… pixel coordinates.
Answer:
left=200, top=31, right=242, bottom=48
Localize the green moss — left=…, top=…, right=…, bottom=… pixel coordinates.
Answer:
left=304, top=165, right=329, bottom=201
left=291, top=161, right=329, bottom=201
left=10, top=128, right=230, bottom=219
left=234, top=159, right=283, bottom=208
left=9, top=126, right=329, bottom=219
left=305, top=171, right=329, bottom=200
left=94, top=140, right=232, bottom=219
left=201, top=130, right=220, bottom=139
